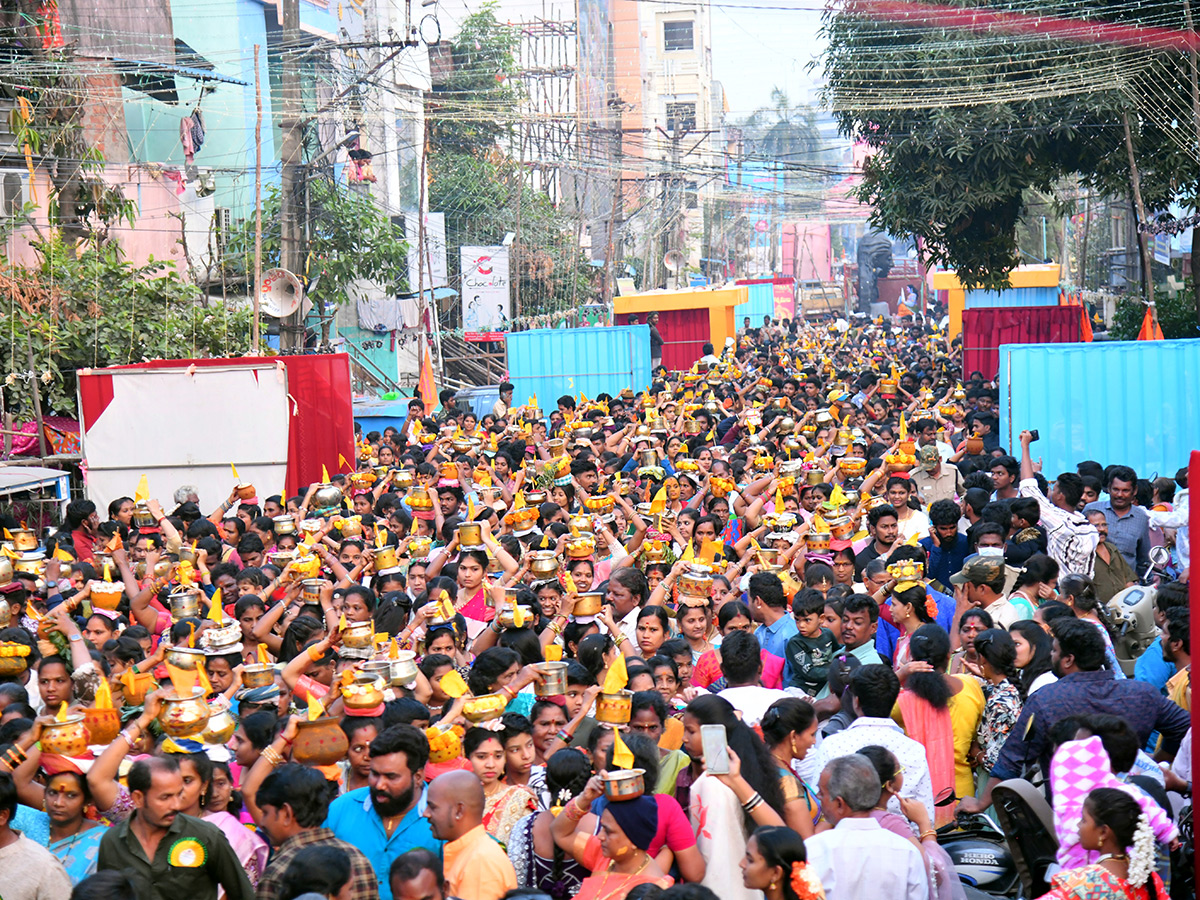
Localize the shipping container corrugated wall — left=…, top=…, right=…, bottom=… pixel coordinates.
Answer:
left=1000, top=339, right=1200, bottom=478
left=734, top=282, right=777, bottom=321
left=963, top=306, right=1081, bottom=379
left=505, top=325, right=651, bottom=407
left=965, top=286, right=1060, bottom=308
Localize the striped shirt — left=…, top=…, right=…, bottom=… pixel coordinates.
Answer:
left=1018, top=478, right=1099, bottom=577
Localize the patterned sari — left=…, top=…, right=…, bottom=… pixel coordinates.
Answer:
left=482, top=783, right=539, bottom=847
left=1037, top=864, right=1165, bottom=900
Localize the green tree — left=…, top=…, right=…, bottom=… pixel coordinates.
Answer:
left=221, top=177, right=409, bottom=342
left=0, top=235, right=251, bottom=418
left=818, top=0, right=1200, bottom=299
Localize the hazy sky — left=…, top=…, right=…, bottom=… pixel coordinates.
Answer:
left=709, top=0, right=827, bottom=119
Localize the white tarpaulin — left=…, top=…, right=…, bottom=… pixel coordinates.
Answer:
left=78, top=364, right=291, bottom=512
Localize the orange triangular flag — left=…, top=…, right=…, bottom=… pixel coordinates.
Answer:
left=612, top=728, right=635, bottom=769
left=602, top=652, right=628, bottom=694
left=196, top=664, right=213, bottom=695
left=1080, top=307, right=1093, bottom=343
left=649, top=486, right=667, bottom=515
left=1137, top=306, right=1164, bottom=341
left=166, top=662, right=199, bottom=697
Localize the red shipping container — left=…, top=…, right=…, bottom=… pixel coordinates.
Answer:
left=962, top=306, right=1081, bottom=379
left=657, top=308, right=712, bottom=372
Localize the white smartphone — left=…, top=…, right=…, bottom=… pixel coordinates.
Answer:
left=700, top=724, right=730, bottom=775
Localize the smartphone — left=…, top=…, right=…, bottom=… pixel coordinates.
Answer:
left=1028, top=429, right=1040, bottom=442
left=700, top=724, right=730, bottom=775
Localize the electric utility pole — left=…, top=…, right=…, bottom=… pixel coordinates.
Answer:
left=279, top=0, right=306, bottom=350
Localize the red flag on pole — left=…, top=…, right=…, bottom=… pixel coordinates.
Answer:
left=1079, top=308, right=1093, bottom=342
left=1136, top=306, right=1164, bottom=341
left=418, top=339, right=437, bottom=414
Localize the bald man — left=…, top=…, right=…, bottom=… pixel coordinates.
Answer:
left=423, top=771, right=517, bottom=900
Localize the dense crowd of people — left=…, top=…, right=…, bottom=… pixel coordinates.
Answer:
left=0, top=314, right=1192, bottom=900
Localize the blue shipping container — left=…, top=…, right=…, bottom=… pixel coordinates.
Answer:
left=999, top=339, right=1200, bottom=478
left=734, top=282, right=777, bottom=321
left=506, top=325, right=651, bottom=407
left=965, top=286, right=1060, bottom=308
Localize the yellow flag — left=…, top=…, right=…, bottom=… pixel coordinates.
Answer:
left=649, top=486, right=667, bottom=515
left=562, top=571, right=578, bottom=595
left=339, top=454, right=351, bottom=472
left=55, top=701, right=69, bottom=722
left=682, top=542, right=695, bottom=562
left=904, top=530, right=920, bottom=547
left=775, top=484, right=785, bottom=510
left=307, top=693, right=325, bottom=721
left=512, top=604, right=526, bottom=628
left=389, top=638, right=399, bottom=660
left=339, top=612, right=348, bottom=632
left=468, top=494, right=476, bottom=521
left=544, top=644, right=563, bottom=662
left=53, top=547, right=74, bottom=563
left=166, top=662, right=198, bottom=697
left=705, top=429, right=715, bottom=442
left=513, top=492, right=527, bottom=511
left=208, top=589, right=224, bottom=623
left=829, top=484, right=848, bottom=508
left=899, top=414, right=908, bottom=442
left=440, top=670, right=469, bottom=698
left=196, top=664, right=213, bottom=695
left=700, top=539, right=723, bottom=565
left=612, top=728, right=635, bottom=769
left=603, top=653, right=628, bottom=694
left=135, top=474, right=150, bottom=503
left=231, top=463, right=241, bottom=482
left=257, top=642, right=271, bottom=665
left=178, top=561, right=194, bottom=587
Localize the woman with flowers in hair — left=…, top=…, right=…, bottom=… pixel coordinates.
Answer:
left=1039, top=787, right=1165, bottom=900
left=739, top=825, right=825, bottom=900
left=886, top=563, right=939, bottom=670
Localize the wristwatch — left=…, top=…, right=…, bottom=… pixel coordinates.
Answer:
left=68, top=633, right=82, bottom=642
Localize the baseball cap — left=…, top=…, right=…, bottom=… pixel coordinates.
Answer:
left=949, top=553, right=1006, bottom=586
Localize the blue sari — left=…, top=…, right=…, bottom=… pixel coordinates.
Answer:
left=49, top=824, right=106, bottom=885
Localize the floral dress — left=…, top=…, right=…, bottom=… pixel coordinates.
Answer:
left=977, top=679, right=1022, bottom=770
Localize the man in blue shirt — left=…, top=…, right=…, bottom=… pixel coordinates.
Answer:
left=750, top=571, right=797, bottom=661
left=1084, top=466, right=1150, bottom=573
left=326, top=724, right=442, bottom=900
left=919, top=499, right=971, bottom=592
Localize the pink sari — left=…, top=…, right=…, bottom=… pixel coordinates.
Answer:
left=898, top=691, right=956, bottom=826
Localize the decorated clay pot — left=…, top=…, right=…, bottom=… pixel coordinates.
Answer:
left=41, top=714, right=90, bottom=756
left=293, top=716, right=350, bottom=765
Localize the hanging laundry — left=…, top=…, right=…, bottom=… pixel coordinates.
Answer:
left=190, top=109, right=205, bottom=153
left=180, top=116, right=196, bottom=164
left=356, top=294, right=405, bottom=332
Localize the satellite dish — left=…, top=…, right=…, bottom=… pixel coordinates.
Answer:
left=664, top=250, right=685, bottom=274
left=259, top=268, right=303, bottom=318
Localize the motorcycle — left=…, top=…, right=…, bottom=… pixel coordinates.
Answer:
left=937, top=811, right=1022, bottom=897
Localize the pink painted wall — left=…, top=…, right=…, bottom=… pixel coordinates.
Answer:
left=783, top=223, right=832, bottom=282
left=1, top=168, right=187, bottom=270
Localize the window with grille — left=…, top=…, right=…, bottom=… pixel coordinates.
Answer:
left=665, top=102, right=696, bottom=134
left=663, top=20, right=694, bottom=51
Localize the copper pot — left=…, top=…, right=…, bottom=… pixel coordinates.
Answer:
left=241, top=664, right=276, bottom=688
left=168, top=589, right=202, bottom=620
left=41, top=714, right=90, bottom=756
left=199, top=705, right=237, bottom=744
left=408, top=537, right=432, bottom=558
left=342, top=673, right=386, bottom=710
left=165, top=646, right=207, bottom=670
left=595, top=690, right=633, bottom=724
left=533, top=661, right=567, bottom=695
left=235, top=483, right=257, bottom=501
left=132, top=503, right=157, bottom=529
left=11, top=528, right=38, bottom=552
left=572, top=592, right=604, bottom=617
left=293, top=716, right=350, bottom=765
left=340, top=620, right=374, bottom=649
left=529, top=551, right=559, bottom=578
left=602, top=768, right=646, bottom=800
left=373, top=546, right=399, bottom=570
left=456, top=521, right=483, bottom=548
left=158, top=689, right=211, bottom=738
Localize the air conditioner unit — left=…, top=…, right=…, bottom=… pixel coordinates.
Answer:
left=0, top=170, right=29, bottom=223
left=212, top=207, right=233, bottom=259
